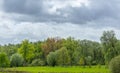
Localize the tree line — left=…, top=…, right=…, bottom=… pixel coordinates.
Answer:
left=0, top=30, right=120, bottom=67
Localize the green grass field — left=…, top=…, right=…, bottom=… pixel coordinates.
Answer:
left=2, top=66, right=110, bottom=73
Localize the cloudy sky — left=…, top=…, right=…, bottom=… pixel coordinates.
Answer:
left=0, top=0, right=120, bottom=44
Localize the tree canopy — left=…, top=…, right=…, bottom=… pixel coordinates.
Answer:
left=0, top=30, right=120, bottom=67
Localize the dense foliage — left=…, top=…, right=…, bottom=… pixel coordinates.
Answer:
left=109, top=55, right=120, bottom=73
left=101, top=31, right=118, bottom=65
left=47, top=52, right=57, bottom=66
left=0, top=53, right=10, bottom=67
left=10, top=53, right=23, bottom=67
left=0, top=30, right=120, bottom=67
left=18, top=40, right=34, bottom=65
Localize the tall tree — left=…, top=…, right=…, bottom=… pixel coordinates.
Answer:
left=18, top=39, right=34, bottom=65
left=33, top=41, right=44, bottom=59
left=100, top=30, right=118, bottom=64
left=63, top=37, right=80, bottom=65
left=41, top=37, right=63, bottom=57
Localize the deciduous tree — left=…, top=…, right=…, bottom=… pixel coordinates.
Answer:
left=18, top=39, right=34, bottom=65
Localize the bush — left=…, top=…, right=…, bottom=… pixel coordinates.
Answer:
left=47, top=47, right=70, bottom=66
left=109, top=55, right=120, bottom=73
left=47, top=52, right=57, bottom=66
left=0, top=52, right=10, bottom=67
left=10, top=53, right=23, bottom=67
left=56, top=47, right=70, bottom=66
left=31, top=59, right=45, bottom=66
left=79, top=57, right=85, bottom=66
left=85, top=56, right=92, bottom=68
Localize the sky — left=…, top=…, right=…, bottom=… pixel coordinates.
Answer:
left=0, top=0, right=120, bottom=45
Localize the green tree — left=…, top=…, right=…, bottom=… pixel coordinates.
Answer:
left=72, top=49, right=81, bottom=65
left=100, top=30, right=118, bottom=64
left=109, top=55, right=120, bottom=73
left=10, top=53, right=23, bottom=67
left=18, top=39, right=34, bottom=65
left=56, top=47, right=70, bottom=66
left=47, top=52, right=57, bottom=66
left=92, top=42, right=104, bottom=65
left=80, top=40, right=94, bottom=61
left=78, top=39, right=105, bottom=66
left=114, top=40, right=120, bottom=55
left=0, top=52, right=10, bottom=68
left=33, top=41, right=45, bottom=61
left=63, top=37, right=80, bottom=65
left=0, top=44, right=20, bottom=58
left=85, top=56, right=92, bottom=68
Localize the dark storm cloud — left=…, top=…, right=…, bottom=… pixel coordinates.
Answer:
left=2, top=0, right=120, bottom=24
left=3, top=0, right=66, bottom=23
left=67, top=0, right=120, bottom=24
left=3, top=0, right=44, bottom=15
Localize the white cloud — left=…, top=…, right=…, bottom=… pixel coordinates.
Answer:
left=0, top=16, right=120, bottom=45
left=0, top=0, right=3, bottom=10
left=44, top=0, right=90, bottom=15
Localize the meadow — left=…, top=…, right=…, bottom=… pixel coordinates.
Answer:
left=1, top=66, right=110, bottom=73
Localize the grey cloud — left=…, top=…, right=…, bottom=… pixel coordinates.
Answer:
left=3, top=0, right=44, bottom=15
left=2, top=0, right=120, bottom=25
left=68, top=0, right=120, bottom=24
left=3, top=0, right=67, bottom=23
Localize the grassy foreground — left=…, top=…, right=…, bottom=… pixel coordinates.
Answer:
left=3, top=66, right=110, bottom=73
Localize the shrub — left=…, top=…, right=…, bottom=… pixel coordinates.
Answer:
left=31, top=59, right=45, bottom=66
left=56, top=47, right=70, bottom=66
left=0, top=52, right=10, bottom=67
left=47, top=52, right=57, bottom=66
left=79, top=57, right=85, bottom=66
left=109, top=55, right=120, bottom=73
left=85, top=56, right=92, bottom=68
left=10, top=53, right=23, bottom=67
left=47, top=47, right=70, bottom=66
